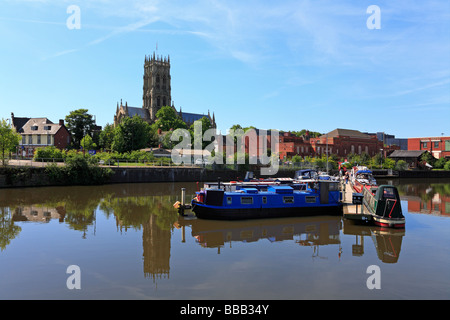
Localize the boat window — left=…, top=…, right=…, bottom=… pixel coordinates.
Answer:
left=382, top=188, right=395, bottom=199
left=283, top=196, right=294, bottom=204
left=328, top=182, right=340, bottom=191
left=241, top=197, right=253, bottom=204
left=262, top=196, right=267, bottom=204
left=306, top=196, right=316, bottom=203
left=227, top=197, right=232, bottom=205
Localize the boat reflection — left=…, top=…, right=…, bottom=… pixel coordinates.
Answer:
left=176, top=215, right=406, bottom=264
left=343, top=219, right=405, bottom=263
left=175, top=215, right=343, bottom=258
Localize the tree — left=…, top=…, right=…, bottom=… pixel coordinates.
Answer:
left=112, top=115, right=151, bottom=153
left=434, top=157, right=447, bottom=169
left=190, top=116, right=214, bottom=149
left=80, top=135, right=97, bottom=151
left=152, top=106, right=187, bottom=132
left=444, top=161, right=450, bottom=171
left=98, top=123, right=115, bottom=150
left=0, top=119, right=21, bottom=166
left=65, top=109, right=96, bottom=149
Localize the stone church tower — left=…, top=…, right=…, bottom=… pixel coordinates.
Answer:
left=143, top=52, right=172, bottom=121
left=114, top=52, right=216, bottom=128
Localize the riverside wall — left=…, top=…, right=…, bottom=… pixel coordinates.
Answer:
left=1, top=166, right=450, bottom=188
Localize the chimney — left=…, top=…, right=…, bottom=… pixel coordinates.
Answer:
left=59, top=119, right=64, bottom=126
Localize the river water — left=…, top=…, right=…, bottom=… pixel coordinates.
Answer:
left=0, top=179, right=449, bottom=300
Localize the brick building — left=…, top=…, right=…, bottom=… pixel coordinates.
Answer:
left=278, top=131, right=314, bottom=159
left=408, top=136, right=450, bottom=159
left=310, top=128, right=384, bottom=158
left=11, top=113, right=71, bottom=158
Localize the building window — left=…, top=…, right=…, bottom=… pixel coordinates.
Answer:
left=445, top=140, right=450, bottom=151
left=31, top=125, right=38, bottom=131
left=47, top=135, right=51, bottom=145
left=44, top=125, right=51, bottom=130
left=22, top=135, right=26, bottom=144
left=434, top=141, right=439, bottom=148
left=422, top=142, right=427, bottom=149
left=28, top=135, right=32, bottom=144
left=37, top=135, right=41, bottom=144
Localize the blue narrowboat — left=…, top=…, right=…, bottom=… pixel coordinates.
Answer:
left=191, top=181, right=343, bottom=220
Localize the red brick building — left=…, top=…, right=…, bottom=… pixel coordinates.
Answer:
left=223, top=128, right=388, bottom=161
left=278, top=131, right=314, bottom=159
left=310, top=128, right=384, bottom=158
left=408, top=136, right=450, bottom=159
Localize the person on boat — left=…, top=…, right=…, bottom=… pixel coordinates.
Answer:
left=344, top=171, right=349, bottom=184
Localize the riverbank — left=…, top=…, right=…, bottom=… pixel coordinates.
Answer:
left=1, top=165, right=450, bottom=188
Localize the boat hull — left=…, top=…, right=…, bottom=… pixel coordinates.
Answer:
left=372, top=216, right=406, bottom=229
left=192, top=201, right=343, bottom=220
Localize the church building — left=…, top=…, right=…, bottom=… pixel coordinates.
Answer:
left=114, top=52, right=216, bottom=128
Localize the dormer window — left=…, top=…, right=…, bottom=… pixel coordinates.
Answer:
left=44, top=125, right=51, bottom=130
left=31, top=125, right=38, bottom=131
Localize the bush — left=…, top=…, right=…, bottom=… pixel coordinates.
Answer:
left=395, top=160, right=408, bottom=171
left=444, top=161, right=450, bottom=171
left=434, top=158, right=448, bottom=169
left=34, top=146, right=65, bottom=162
left=45, top=154, right=113, bottom=185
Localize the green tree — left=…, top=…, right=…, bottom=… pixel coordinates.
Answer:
left=0, top=119, right=21, bottom=166
left=190, top=116, right=214, bottom=149
left=434, top=157, right=447, bottom=169
left=65, top=109, right=96, bottom=149
left=112, top=115, right=151, bottom=153
left=98, top=123, right=115, bottom=150
left=444, top=161, right=450, bottom=171
left=153, top=106, right=187, bottom=132
left=80, top=135, right=97, bottom=151
left=420, top=151, right=436, bottom=166
left=383, top=157, right=395, bottom=169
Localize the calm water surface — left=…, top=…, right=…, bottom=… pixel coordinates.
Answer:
left=1, top=179, right=449, bottom=299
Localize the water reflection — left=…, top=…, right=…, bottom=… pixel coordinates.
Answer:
left=1, top=179, right=449, bottom=266
left=397, top=180, right=450, bottom=216
left=176, top=216, right=342, bottom=254
left=343, top=220, right=404, bottom=263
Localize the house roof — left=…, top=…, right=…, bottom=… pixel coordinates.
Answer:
left=21, top=118, right=62, bottom=135
left=320, top=128, right=371, bottom=139
left=388, top=150, right=427, bottom=158
left=12, top=116, right=31, bottom=133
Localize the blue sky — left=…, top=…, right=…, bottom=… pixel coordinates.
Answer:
left=1, top=0, right=449, bottom=138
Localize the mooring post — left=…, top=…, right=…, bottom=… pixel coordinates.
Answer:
left=181, top=188, right=186, bottom=207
